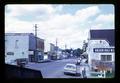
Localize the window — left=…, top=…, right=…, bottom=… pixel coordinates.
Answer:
left=15, top=40, right=18, bottom=48
left=7, top=52, right=14, bottom=55
left=107, top=55, right=112, bottom=61
left=101, top=55, right=112, bottom=61
left=101, top=55, right=106, bottom=61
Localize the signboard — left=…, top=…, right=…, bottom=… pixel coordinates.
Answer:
left=29, top=51, right=34, bottom=55
left=93, top=48, right=114, bottom=53
left=7, top=52, right=14, bottom=55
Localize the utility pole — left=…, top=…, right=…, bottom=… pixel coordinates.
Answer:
left=65, top=44, right=67, bottom=50
left=35, top=24, right=38, bottom=62
left=65, top=44, right=67, bottom=56
left=56, top=38, right=58, bottom=59
left=56, top=38, right=57, bottom=47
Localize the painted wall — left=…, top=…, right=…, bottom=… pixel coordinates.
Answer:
left=5, top=34, right=29, bottom=64
left=86, top=40, right=115, bottom=68
left=29, top=33, right=36, bottom=51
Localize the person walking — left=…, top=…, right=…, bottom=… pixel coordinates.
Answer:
left=82, top=68, right=87, bottom=78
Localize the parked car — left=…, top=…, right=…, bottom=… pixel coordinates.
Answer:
left=64, top=63, right=77, bottom=75
left=15, top=58, right=28, bottom=67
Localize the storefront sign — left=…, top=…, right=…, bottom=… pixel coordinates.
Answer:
left=93, top=48, right=114, bottom=53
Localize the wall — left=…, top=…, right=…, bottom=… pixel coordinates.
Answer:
left=87, top=40, right=115, bottom=69
left=29, top=33, right=36, bottom=51
left=5, top=34, right=29, bottom=64
left=37, top=38, right=44, bottom=52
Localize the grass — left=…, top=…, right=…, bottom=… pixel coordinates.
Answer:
left=105, top=71, right=114, bottom=78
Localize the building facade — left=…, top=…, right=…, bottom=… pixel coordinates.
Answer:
left=29, top=37, right=44, bottom=62
left=48, top=43, right=62, bottom=60
left=5, top=33, right=44, bottom=65
left=86, top=29, right=115, bottom=72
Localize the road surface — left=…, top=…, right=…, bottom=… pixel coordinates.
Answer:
left=25, top=58, right=82, bottom=78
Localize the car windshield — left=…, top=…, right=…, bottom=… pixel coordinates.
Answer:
left=66, top=65, right=75, bottom=69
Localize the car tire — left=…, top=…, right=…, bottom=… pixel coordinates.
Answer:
left=64, top=72, right=66, bottom=75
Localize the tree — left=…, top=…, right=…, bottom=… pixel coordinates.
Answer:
left=82, top=40, right=88, bottom=52
left=72, top=48, right=83, bottom=57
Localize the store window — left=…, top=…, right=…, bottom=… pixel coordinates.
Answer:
left=101, top=55, right=112, bottom=61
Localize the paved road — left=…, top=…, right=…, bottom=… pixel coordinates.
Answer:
left=25, top=58, right=82, bottom=78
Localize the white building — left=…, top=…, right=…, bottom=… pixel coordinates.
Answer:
left=86, top=40, right=115, bottom=71
left=86, top=29, right=115, bottom=72
left=5, top=33, right=44, bottom=65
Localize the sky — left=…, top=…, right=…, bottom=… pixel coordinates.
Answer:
left=5, top=4, right=114, bottom=52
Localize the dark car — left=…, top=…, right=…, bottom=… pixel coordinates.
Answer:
left=15, top=58, right=28, bottom=67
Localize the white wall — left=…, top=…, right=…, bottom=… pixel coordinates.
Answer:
left=5, top=35, right=29, bottom=64
left=86, top=40, right=115, bottom=68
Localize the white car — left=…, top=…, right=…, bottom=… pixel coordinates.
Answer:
left=64, top=64, right=77, bottom=75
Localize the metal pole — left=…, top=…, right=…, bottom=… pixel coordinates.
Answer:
left=56, top=38, right=58, bottom=59
left=35, top=24, right=37, bottom=62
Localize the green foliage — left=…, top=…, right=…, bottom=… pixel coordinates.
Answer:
left=106, top=71, right=114, bottom=78
left=73, top=48, right=83, bottom=57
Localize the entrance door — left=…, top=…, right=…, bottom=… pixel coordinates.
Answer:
left=29, top=55, right=35, bottom=62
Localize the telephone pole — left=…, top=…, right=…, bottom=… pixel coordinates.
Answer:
left=65, top=44, right=67, bottom=56
left=56, top=38, right=58, bottom=47
left=65, top=44, right=67, bottom=50
left=56, top=38, right=58, bottom=59
left=35, top=24, right=38, bottom=62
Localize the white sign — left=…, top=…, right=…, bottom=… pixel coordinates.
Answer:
left=29, top=51, right=34, bottom=55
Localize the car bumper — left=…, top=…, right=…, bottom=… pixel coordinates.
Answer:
left=64, top=70, right=77, bottom=74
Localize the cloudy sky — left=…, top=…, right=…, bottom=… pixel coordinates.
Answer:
left=5, top=4, right=114, bottom=51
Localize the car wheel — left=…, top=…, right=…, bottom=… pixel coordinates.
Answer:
left=64, top=72, right=66, bottom=75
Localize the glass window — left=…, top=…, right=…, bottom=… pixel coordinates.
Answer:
left=101, top=55, right=112, bottom=61
left=107, top=55, right=112, bottom=61
left=101, top=55, right=106, bottom=61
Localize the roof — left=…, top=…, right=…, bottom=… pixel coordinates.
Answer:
left=37, top=37, right=44, bottom=42
left=5, top=33, right=34, bottom=36
left=90, top=29, right=114, bottom=46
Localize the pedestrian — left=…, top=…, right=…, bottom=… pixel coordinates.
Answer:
left=82, top=68, right=87, bottom=78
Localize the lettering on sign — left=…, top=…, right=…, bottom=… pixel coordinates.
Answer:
left=93, top=48, right=114, bottom=53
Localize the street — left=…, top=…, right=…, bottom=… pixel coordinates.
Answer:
left=25, top=58, right=82, bottom=78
